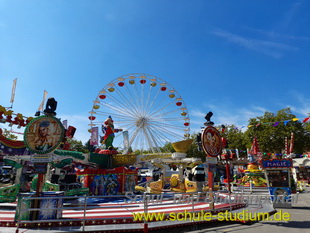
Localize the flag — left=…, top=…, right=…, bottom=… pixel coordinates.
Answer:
left=303, top=117, right=310, bottom=123
left=273, top=122, right=279, bottom=127
left=90, top=127, right=98, bottom=145
left=289, top=132, right=294, bottom=155
left=62, top=120, right=68, bottom=129
left=38, top=90, right=48, bottom=111
left=250, top=137, right=259, bottom=155
left=10, top=78, right=17, bottom=104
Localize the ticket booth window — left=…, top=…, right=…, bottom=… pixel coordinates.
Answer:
left=267, top=170, right=289, bottom=187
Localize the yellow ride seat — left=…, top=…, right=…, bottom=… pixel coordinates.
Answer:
left=150, top=179, right=164, bottom=193
left=185, top=179, right=197, bottom=192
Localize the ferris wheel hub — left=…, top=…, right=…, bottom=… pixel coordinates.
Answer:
left=136, top=117, right=148, bottom=128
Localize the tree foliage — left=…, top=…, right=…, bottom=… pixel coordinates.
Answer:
left=67, top=138, right=89, bottom=153
left=186, top=133, right=206, bottom=162
left=0, top=128, right=18, bottom=140
left=244, top=108, right=310, bottom=154
left=185, top=108, right=310, bottom=160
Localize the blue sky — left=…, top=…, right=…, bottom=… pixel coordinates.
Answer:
left=1, top=0, right=310, bottom=147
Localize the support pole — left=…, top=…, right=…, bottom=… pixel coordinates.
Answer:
left=208, top=163, right=214, bottom=210
left=225, top=157, right=231, bottom=193
left=31, top=172, right=44, bottom=221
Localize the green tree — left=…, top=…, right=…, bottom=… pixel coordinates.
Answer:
left=85, top=139, right=97, bottom=153
left=186, top=133, right=206, bottom=162
left=160, top=142, right=175, bottom=153
left=67, top=138, right=89, bottom=153
left=221, top=125, right=248, bottom=158
left=244, top=108, right=310, bottom=154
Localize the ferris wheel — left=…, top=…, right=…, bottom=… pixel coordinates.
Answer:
left=88, top=73, right=190, bottom=153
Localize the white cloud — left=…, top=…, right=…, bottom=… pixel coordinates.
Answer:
left=287, top=92, right=310, bottom=117
left=189, top=102, right=269, bottom=135
left=212, top=29, right=298, bottom=58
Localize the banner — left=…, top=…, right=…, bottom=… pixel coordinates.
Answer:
left=38, top=90, right=48, bottom=111
left=62, top=120, right=68, bottom=129
left=90, top=127, right=98, bottom=145
left=10, top=78, right=17, bottom=104
left=289, top=132, right=294, bottom=154
left=123, top=130, right=129, bottom=151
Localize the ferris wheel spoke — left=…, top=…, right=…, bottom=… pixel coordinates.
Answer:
left=133, top=80, right=145, bottom=115
left=150, top=122, right=185, bottom=141
left=150, top=124, right=185, bottom=133
left=89, top=73, right=190, bottom=153
left=121, top=81, right=143, bottom=117
left=123, top=82, right=144, bottom=116
left=98, top=100, right=137, bottom=119
left=144, top=85, right=162, bottom=117
left=117, top=123, right=136, bottom=135
left=148, top=127, right=172, bottom=148
left=127, top=126, right=142, bottom=150
left=145, top=90, right=175, bottom=116
left=93, top=110, right=136, bottom=122
left=103, top=94, right=139, bottom=118
left=143, top=127, right=160, bottom=153
left=142, top=84, right=154, bottom=116
left=148, top=120, right=185, bottom=129
left=151, top=108, right=182, bottom=119
left=114, top=86, right=143, bottom=117
left=146, top=126, right=167, bottom=150
left=140, top=80, right=146, bottom=116
left=147, top=100, right=176, bottom=118
left=151, top=124, right=179, bottom=138
left=150, top=117, right=186, bottom=122
left=142, top=128, right=153, bottom=152
left=98, top=100, right=131, bottom=116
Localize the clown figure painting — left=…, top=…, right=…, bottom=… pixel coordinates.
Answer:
left=101, top=116, right=122, bottom=149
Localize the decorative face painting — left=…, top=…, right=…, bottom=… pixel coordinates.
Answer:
left=24, top=116, right=64, bottom=154
left=201, top=126, right=222, bottom=157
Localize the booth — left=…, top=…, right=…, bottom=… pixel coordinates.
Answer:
left=261, top=158, right=293, bottom=208
left=292, top=158, right=310, bottom=187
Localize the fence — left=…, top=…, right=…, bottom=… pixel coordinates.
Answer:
left=14, top=191, right=249, bottom=233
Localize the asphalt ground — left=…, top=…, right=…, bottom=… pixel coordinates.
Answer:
left=161, top=187, right=310, bottom=233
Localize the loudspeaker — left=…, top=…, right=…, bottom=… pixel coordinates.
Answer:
left=66, top=126, right=76, bottom=138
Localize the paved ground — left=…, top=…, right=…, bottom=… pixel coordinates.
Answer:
left=164, top=187, right=310, bottom=233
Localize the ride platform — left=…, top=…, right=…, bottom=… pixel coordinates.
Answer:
left=0, top=191, right=276, bottom=233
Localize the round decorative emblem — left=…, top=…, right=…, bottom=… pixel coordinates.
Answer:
left=24, top=115, right=65, bottom=154
left=201, top=126, right=223, bottom=157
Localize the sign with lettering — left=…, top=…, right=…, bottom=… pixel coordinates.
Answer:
left=205, top=157, right=218, bottom=164
left=261, top=159, right=293, bottom=168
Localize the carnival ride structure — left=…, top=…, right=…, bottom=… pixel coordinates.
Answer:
left=134, top=139, right=211, bottom=194
left=0, top=75, right=280, bottom=232
left=88, top=73, right=190, bottom=154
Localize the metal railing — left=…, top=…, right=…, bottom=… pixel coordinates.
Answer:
left=14, top=191, right=247, bottom=233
